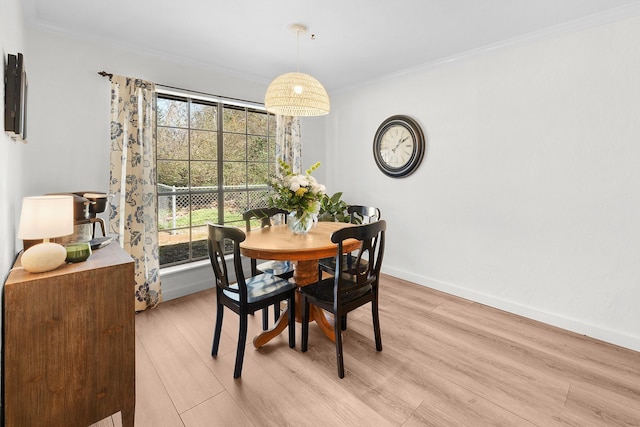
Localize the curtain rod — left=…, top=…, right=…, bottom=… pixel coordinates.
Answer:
left=97, top=70, right=263, bottom=107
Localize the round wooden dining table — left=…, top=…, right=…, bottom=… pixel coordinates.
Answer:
left=240, top=221, right=359, bottom=348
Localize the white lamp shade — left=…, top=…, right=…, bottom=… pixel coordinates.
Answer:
left=264, top=72, right=330, bottom=117
left=18, top=195, right=74, bottom=240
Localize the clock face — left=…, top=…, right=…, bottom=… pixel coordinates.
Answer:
left=373, top=115, right=425, bottom=178
left=379, top=125, right=415, bottom=168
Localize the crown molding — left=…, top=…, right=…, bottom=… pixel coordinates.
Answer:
left=338, top=2, right=640, bottom=94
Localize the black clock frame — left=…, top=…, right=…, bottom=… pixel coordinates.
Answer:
left=373, top=115, right=425, bottom=178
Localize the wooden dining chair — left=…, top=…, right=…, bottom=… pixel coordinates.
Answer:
left=300, top=220, right=386, bottom=378
left=207, top=223, right=296, bottom=378
left=318, top=205, right=381, bottom=330
left=243, top=207, right=295, bottom=330
left=318, top=205, right=381, bottom=280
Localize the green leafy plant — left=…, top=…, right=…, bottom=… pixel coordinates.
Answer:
left=318, top=192, right=350, bottom=222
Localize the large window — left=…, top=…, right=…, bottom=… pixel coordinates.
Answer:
left=156, top=92, right=277, bottom=267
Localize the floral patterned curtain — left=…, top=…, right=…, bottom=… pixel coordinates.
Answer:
left=109, top=75, right=161, bottom=311
left=275, top=115, right=302, bottom=174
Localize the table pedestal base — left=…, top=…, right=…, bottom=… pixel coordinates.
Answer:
left=253, top=259, right=335, bottom=348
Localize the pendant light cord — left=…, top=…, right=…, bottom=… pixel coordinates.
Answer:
left=289, top=23, right=307, bottom=73
left=296, top=28, right=301, bottom=72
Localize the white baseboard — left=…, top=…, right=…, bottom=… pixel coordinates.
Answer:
left=159, top=256, right=251, bottom=302
left=160, top=260, right=213, bottom=302
left=383, top=266, right=640, bottom=353
left=162, top=277, right=213, bottom=302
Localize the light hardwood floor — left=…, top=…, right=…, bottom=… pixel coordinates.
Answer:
left=95, top=274, right=640, bottom=426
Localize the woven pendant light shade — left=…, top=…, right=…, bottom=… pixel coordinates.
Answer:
left=264, top=72, right=330, bottom=117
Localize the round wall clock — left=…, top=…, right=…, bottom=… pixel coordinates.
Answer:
left=373, top=115, right=425, bottom=178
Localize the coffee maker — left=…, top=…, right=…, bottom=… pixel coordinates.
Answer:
left=50, top=192, right=108, bottom=245
left=75, top=192, right=107, bottom=239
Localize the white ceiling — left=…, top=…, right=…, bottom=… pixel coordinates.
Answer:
left=23, top=0, right=640, bottom=91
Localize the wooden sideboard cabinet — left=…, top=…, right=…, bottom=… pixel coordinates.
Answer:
left=3, top=243, right=135, bottom=427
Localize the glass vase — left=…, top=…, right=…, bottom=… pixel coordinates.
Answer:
left=287, top=211, right=315, bottom=235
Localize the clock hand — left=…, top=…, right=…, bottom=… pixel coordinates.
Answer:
left=392, top=136, right=409, bottom=153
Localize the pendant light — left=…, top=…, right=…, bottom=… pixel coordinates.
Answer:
left=265, top=24, right=330, bottom=117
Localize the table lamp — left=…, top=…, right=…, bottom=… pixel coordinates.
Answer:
left=17, top=195, right=74, bottom=273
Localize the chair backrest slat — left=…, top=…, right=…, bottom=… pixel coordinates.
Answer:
left=243, top=208, right=289, bottom=231
left=242, top=208, right=290, bottom=277
left=347, top=205, right=381, bottom=224
left=332, top=220, right=386, bottom=299
left=207, top=223, right=248, bottom=300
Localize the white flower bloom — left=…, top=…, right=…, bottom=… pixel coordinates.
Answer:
left=311, top=182, right=326, bottom=194
left=288, top=179, right=300, bottom=192
left=289, top=174, right=309, bottom=192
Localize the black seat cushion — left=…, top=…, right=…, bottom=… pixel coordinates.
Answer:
left=300, top=275, right=372, bottom=306
left=224, top=273, right=297, bottom=304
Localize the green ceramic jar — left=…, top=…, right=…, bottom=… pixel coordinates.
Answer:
left=65, top=242, right=92, bottom=263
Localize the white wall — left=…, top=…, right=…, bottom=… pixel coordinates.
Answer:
left=326, top=16, right=640, bottom=351
left=0, top=0, right=27, bottom=284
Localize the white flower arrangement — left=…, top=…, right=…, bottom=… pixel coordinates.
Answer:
left=268, top=160, right=326, bottom=219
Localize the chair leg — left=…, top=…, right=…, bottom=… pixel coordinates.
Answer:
left=273, top=302, right=280, bottom=323
left=301, top=296, right=309, bottom=352
left=372, top=299, right=382, bottom=352
left=341, top=314, right=348, bottom=331
left=234, top=314, right=248, bottom=378
left=334, top=314, right=345, bottom=378
left=288, top=295, right=296, bottom=348
left=250, top=259, right=258, bottom=277
left=211, top=303, right=224, bottom=356
left=262, top=308, right=269, bottom=330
